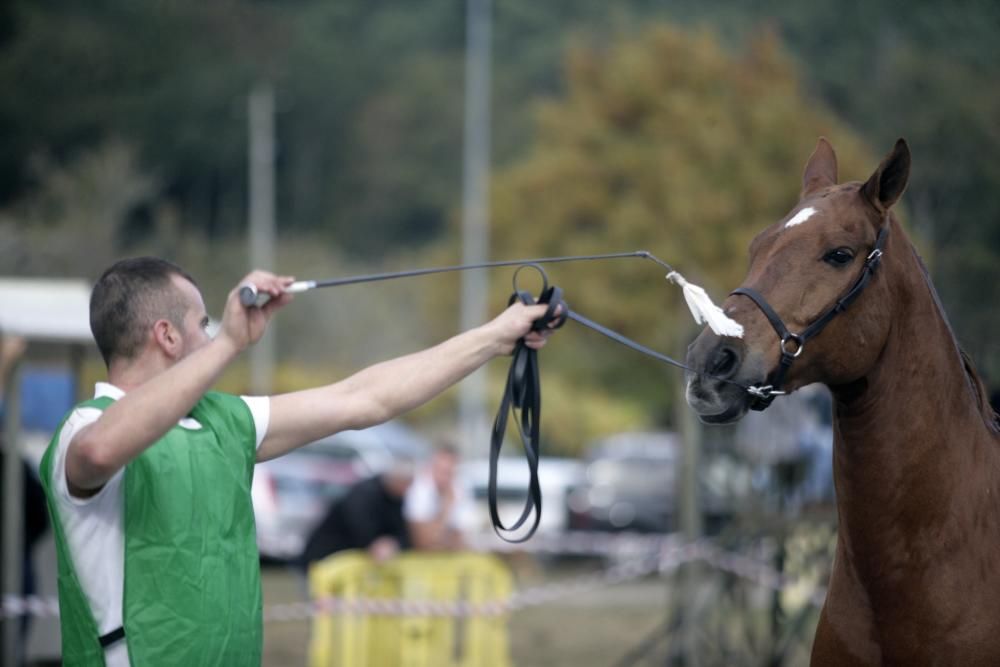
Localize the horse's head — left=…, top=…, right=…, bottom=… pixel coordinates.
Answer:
left=685, top=137, right=911, bottom=424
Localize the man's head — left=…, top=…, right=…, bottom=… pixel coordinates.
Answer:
left=382, top=455, right=417, bottom=497
left=90, top=257, right=210, bottom=368
left=429, top=445, right=460, bottom=492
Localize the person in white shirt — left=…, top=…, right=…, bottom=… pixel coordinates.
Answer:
left=405, top=445, right=475, bottom=550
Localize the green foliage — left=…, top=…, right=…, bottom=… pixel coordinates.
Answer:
left=2, top=0, right=998, bottom=423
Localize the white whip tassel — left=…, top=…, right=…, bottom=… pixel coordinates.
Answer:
left=666, top=272, right=744, bottom=338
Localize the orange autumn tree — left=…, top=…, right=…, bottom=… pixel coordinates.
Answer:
left=427, top=25, right=874, bottom=452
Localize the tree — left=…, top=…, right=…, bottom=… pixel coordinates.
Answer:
left=435, top=25, right=875, bottom=448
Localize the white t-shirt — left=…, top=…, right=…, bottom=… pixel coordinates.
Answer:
left=403, top=470, right=476, bottom=532
left=49, top=383, right=269, bottom=667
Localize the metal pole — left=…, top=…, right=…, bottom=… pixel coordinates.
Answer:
left=248, top=83, right=277, bottom=395
left=675, top=339, right=703, bottom=667
left=2, top=358, right=24, bottom=667
left=458, top=0, right=492, bottom=456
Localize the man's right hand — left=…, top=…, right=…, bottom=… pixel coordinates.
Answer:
left=217, top=271, right=296, bottom=352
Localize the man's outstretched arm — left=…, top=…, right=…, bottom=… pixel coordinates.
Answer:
left=257, top=301, right=554, bottom=462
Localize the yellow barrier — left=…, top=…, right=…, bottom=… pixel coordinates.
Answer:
left=308, top=551, right=513, bottom=667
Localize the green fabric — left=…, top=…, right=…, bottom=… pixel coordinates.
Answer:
left=41, top=391, right=262, bottom=666
left=40, top=396, right=116, bottom=667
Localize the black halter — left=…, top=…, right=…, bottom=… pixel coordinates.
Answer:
left=731, top=223, right=889, bottom=411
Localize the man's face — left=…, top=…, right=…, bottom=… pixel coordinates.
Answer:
left=171, top=275, right=212, bottom=359
left=383, top=472, right=414, bottom=498
left=430, top=451, right=457, bottom=491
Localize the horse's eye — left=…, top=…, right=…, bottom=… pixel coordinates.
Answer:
left=823, top=248, right=854, bottom=267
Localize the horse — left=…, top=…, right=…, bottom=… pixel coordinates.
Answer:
left=684, top=137, right=1000, bottom=666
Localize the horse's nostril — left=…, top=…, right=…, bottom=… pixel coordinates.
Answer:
left=708, top=346, right=740, bottom=378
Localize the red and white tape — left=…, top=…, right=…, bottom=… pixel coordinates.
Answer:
left=3, top=538, right=826, bottom=621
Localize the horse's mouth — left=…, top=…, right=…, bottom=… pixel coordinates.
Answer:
left=686, top=376, right=752, bottom=425
left=697, top=401, right=749, bottom=425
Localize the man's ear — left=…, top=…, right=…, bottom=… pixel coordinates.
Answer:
left=801, top=137, right=838, bottom=198
left=861, top=138, right=910, bottom=214
left=152, top=319, right=182, bottom=359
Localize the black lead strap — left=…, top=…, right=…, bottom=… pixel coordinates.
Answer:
left=488, top=266, right=568, bottom=543
left=486, top=264, right=742, bottom=542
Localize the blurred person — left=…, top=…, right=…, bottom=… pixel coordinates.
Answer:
left=0, top=332, right=27, bottom=417
left=39, top=257, right=559, bottom=666
left=0, top=333, right=51, bottom=657
left=297, top=458, right=416, bottom=571
left=405, top=445, right=475, bottom=551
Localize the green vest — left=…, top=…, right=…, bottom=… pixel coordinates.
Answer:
left=40, top=392, right=262, bottom=666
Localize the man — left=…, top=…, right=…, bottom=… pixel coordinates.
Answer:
left=40, top=257, right=556, bottom=666
left=404, top=445, right=474, bottom=551
left=297, top=458, right=415, bottom=571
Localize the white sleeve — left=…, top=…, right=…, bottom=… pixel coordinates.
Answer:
left=404, top=474, right=438, bottom=522
left=50, top=407, right=129, bottom=639
left=240, top=396, right=271, bottom=450
left=53, top=407, right=123, bottom=506
left=452, top=481, right=478, bottom=531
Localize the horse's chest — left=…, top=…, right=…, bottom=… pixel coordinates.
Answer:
left=817, top=561, right=1000, bottom=666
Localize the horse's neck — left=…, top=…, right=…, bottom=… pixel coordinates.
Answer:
left=830, top=225, right=998, bottom=570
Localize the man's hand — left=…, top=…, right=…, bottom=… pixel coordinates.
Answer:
left=485, top=301, right=562, bottom=355
left=369, top=536, right=401, bottom=563
left=217, top=271, right=296, bottom=352
left=0, top=335, right=27, bottom=367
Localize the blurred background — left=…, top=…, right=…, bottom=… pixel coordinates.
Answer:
left=2, top=0, right=998, bottom=665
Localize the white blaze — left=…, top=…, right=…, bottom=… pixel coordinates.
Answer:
left=785, top=206, right=817, bottom=228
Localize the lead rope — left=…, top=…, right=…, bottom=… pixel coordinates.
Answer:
left=488, top=264, right=747, bottom=542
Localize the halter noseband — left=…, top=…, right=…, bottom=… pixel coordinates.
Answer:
left=731, top=222, right=889, bottom=411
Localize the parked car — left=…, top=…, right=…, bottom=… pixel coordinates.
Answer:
left=566, top=431, right=744, bottom=535
left=252, top=421, right=430, bottom=561
left=567, top=432, right=679, bottom=533
left=459, top=456, right=586, bottom=540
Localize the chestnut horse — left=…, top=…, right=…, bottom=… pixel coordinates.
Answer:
left=685, top=138, right=1000, bottom=665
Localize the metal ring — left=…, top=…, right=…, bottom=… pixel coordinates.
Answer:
left=780, top=333, right=804, bottom=358
left=511, top=263, right=549, bottom=298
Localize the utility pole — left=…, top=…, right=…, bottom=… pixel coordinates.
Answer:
left=248, top=83, right=276, bottom=395
left=2, top=359, right=24, bottom=667
left=674, top=329, right=703, bottom=666
left=458, top=0, right=492, bottom=456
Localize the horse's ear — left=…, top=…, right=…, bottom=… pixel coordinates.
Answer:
left=862, top=138, right=910, bottom=214
left=801, top=137, right=838, bottom=197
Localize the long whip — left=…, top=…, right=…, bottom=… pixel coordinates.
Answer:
left=239, top=250, right=743, bottom=338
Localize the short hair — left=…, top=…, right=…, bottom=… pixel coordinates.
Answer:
left=385, top=454, right=418, bottom=480
left=90, top=257, right=197, bottom=367
left=432, top=443, right=460, bottom=459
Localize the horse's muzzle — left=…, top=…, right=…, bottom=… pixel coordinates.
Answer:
left=685, top=333, right=758, bottom=424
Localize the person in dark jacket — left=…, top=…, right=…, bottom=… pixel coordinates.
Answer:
left=298, top=458, right=416, bottom=570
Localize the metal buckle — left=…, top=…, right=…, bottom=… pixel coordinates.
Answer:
left=780, top=333, right=804, bottom=358
left=746, top=385, right=788, bottom=399
left=867, top=248, right=883, bottom=262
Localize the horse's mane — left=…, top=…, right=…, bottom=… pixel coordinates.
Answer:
left=959, top=349, right=1000, bottom=433
left=910, top=243, right=1000, bottom=434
